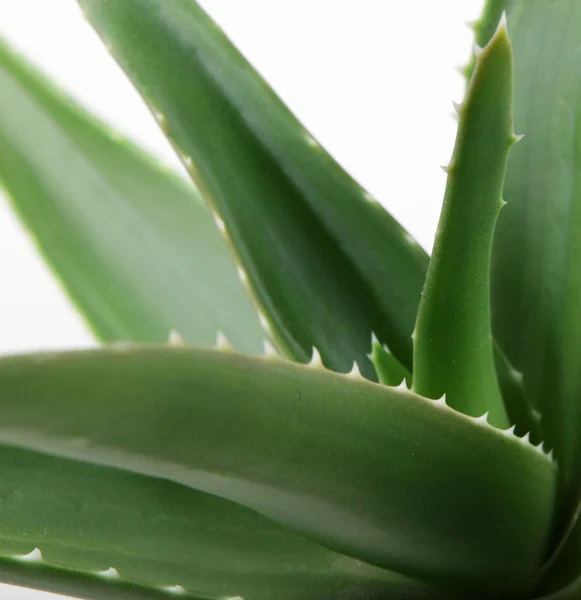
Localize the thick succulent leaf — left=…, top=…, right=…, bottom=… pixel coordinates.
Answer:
left=0, top=445, right=425, bottom=600
left=0, top=39, right=263, bottom=353
left=487, top=0, right=581, bottom=526
left=412, top=20, right=515, bottom=427
left=370, top=338, right=410, bottom=387
left=493, top=342, right=542, bottom=442
left=463, top=0, right=506, bottom=81
left=0, top=346, right=556, bottom=596
left=75, top=0, right=430, bottom=378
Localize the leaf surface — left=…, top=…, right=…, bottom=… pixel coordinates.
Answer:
left=75, top=0, right=430, bottom=377
left=0, top=346, right=556, bottom=596
left=0, top=39, right=263, bottom=353
left=486, top=0, right=581, bottom=528
left=412, top=20, right=515, bottom=427
left=0, top=445, right=424, bottom=600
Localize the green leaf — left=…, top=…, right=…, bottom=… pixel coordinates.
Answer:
left=0, top=346, right=556, bottom=596
left=463, top=0, right=506, bottom=81
left=412, top=19, right=516, bottom=428
left=493, top=341, right=542, bottom=442
left=0, top=445, right=425, bottom=600
left=489, top=0, right=581, bottom=525
left=0, top=39, right=263, bottom=353
left=75, top=0, right=430, bottom=378
left=369, top=337, right=410, bottom=387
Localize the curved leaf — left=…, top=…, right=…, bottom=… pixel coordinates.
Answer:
left=0, top=39, right=263, bottom=353
left=75, top=0, right=430, bottom=377
left=0, top=346, right=556, bottom=596
left=412, top=20, right=515, bottom=427
left=0, top=445, right=423, bottom=600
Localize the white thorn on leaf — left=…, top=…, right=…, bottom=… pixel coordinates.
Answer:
left=168, top=329, right=185, bottom=345
left=263, top=340, right=277, bottom=357
left=512, top=133, right=525, bottom=144
left=309, top=347, right=323, bottom=367
left=440, top=165, right=450, bottom=174
left=97, top=567, right=120, bottom=579
left=162, top=585, right=186, bottom=595
left=474, top=411, right=490, bottom=424
left=236, top=266, right=248, bottom=285
left=521, top=431, right=531, bottom=444
left=346, top=361, right=362, bottom=379
left=15, top=548, right=43, bottom=562
left=433, top=394, right=447, bottom=407
left=258, top=312, right=271, bottom=333
left=180, top=154, right=193, bottom=169
left=473, top=43, right=484, bottom=58
left=363, top=191, right=378, bottom=204
left=304, top=132, right=319, bottom=148
left=216, top=331, right=232, bottom=350
left=213, top=214, right=226, bottom=234
left=452, top=101, right=462, bottom=114
left=395, top=379, right=408, bottom=391
left=502, top=424, right=516, bottom=436
left=153, top=110, right=167, bottom=127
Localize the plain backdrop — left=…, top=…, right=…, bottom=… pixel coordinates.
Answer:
left=0, top=0, right=483, bottom=598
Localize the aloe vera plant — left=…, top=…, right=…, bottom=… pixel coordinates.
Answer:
left=1, top=0, right=581, bottom=599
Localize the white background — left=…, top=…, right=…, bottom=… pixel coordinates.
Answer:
left=0, top=0, right=482, bottom=598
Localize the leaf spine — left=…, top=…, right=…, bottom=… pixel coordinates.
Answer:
left=304, top=132, right=319, bottom=148
left=216, top=331, right=233, bottom=350
left=262, top=340, right=278, bottom=357
left=452, top=101, right=462, bottom=114
left=97, top=567, right=120, bottom=579
left=162, top=585, right=186, bottom=595
left=474, top=411, right=490, bottom=424
left=257, top=312, right=271, bottom=334
left=152, top=110, right=167, bottom=128
left=346, top=361, right=363, bottom=379
left=168, top=329, right=185, bottom=345
left=309, top=347, right=323, bottom=367
left=433, top=394, right=447, bottom=407
left=236, top=265, right=248, bottom=285
left=395, top=379, right=408, bottom=391
left=363, top=191, right=378, bottom=204
left=14, top=547, right=43, bottom=562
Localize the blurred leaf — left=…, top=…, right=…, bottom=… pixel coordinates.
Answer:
left=0, top=445, right=424, bottom=600
left=75, top=0, right=430, bottom=378
left=487, top=0, right=581, bottom=527
left=0, top=346, right=556, bottom=596
left=0, top=39, right=263, bottom=353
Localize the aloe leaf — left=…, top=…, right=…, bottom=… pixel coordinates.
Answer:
left=0, top=39, right=263, bottom=353
left=412, top=19, right=516, bottom=428
left=0, top=346, right=556, bottom=596
left=484, top=0, right=581, bottom=525
left=463, top=0, right=506, bottom=81
left=370, top=338, right=410, bottom=387
left=0, top=445, right=427, bottom=600
left=74, top=0, right=430, bottom=378
left=493, top=342, right=542, bottom=442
